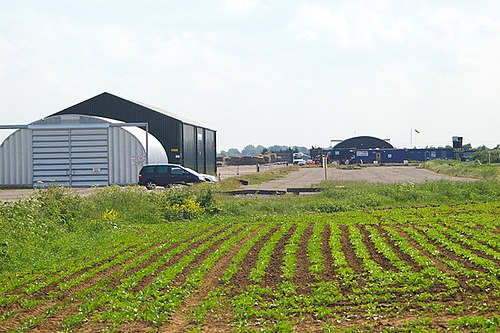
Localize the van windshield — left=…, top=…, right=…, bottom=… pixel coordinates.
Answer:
left=182, top=167, right=200, bottom=176
left=171, top=167, right=185, bottom=175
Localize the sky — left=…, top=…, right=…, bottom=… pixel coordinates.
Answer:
left=1, top=0, right=499, bottom=152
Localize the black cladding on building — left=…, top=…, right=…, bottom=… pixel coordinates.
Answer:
left=51, top=92, right=217, bottom=175
left=326, top=135, right=455, bottom=164
left=333, top=136, right=394, bottom=149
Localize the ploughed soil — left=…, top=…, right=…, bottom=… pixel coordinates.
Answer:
left=2, top=217, right=499, bottom=332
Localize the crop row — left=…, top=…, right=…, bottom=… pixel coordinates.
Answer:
left=198, top=204, right=500, bottom=331
left=1, top=203, right=499, bottom=331
left=1, top=221, right=237, bottom=331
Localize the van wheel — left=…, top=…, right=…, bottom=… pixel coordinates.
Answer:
left=145, top=181, right=156, bottom=190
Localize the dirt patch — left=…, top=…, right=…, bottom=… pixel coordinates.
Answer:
left=293, top=223, right=316, bottom=292
left=411, top=227, right=490, bottom=274
left=160, top=226, right=263, bottom=333
left=295, top=307, right=500, bottom=332
left=339, top=225, right=363, bottom=276
left=393, top=226, right=455, bottom=275
left=130, top=225, right=228, bottom=293
left=167, top=226, right=247, bottom=288
left=0, top=238, right=161, bottom=332
left=358, top=225, right=398, bottom=272
left=0, top=187, right=103, bottom=203
left=75, top=225, right=240, bottom=333
left=373, top=224, right=421, bottom=272
left=261, top=225, right=297, bottom=288
left=229, top=225, right=280, bottom=291
left=437, top=231, right=500, bottom=266
left=16, top=226, right=217, bottom=333
left=321, top=223, right=336, bottom=282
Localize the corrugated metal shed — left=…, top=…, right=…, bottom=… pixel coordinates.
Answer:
left=51, top=92, right=217, bottom=175
left=0, top=114, right=167, bottom=188
left=0, top=129, right=32, bottom=187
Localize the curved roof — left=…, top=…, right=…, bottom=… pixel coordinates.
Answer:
left=333, top=136, right=394, bottom=149
left=31, top=114, right=168, bottom=163
left=49, top=92, right=215, bottom=163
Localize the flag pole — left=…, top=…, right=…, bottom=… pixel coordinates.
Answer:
left=410, top=128, right=412, bottom=148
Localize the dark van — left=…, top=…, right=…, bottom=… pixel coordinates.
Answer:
left=138, top=164, right=215, bottom=189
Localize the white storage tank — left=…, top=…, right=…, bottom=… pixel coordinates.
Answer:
left=0, top=114, right=168, bottom=188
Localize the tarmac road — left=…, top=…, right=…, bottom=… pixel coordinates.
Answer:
left=0, top=165, right=475, bottom=202
left=240, top=165, right=476, bottom=191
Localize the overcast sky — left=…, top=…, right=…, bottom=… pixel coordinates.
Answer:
left=1, top=0, right=499, bottom=151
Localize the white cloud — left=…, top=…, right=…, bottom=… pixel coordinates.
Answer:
left=0, top=37, right=12, bottom=73
left=291, top=2, right=350, bottom=46
left=290, top=2, right=414, bottom=48
left=1, top=1, right=499, bottom=150
left=224, top=0, right=261, bottom=14
left=297, top=30, right=318, bottom=41
left=91, top=25, right=140, bottom=60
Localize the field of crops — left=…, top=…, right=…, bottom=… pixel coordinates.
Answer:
left=1, top=201, right=499, bottom=332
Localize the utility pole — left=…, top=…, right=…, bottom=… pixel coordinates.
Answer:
left=323, top=155, right=328, bottom=180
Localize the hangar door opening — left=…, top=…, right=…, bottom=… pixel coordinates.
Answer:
left=31, top=124, right=109, bottom=187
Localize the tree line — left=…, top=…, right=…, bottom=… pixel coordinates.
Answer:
left=219, top=143, right=500, bottom=163
left=219, top=145, right=310, bottom=157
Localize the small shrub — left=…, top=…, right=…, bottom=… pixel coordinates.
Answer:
left=162, top=184, right=221, bottom=221
left=101, top=209, right=119, bottom=222
left=165, top=199, right=203, bottom=220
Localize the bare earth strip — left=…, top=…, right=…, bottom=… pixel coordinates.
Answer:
left=159, top=226, right=263, bottom=333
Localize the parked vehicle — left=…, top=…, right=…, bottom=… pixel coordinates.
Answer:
left=138, top=164, right=216, bottom=189
left=292, top=152, right=312, bottom=166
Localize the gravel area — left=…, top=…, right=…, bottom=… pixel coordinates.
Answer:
left=216, top=164, right=288, bottom=180
left=239, top=165, right=476, bottom=191
left=0, top=188, right=101, bottom=203
left=0, top=165, right=475, bottom=202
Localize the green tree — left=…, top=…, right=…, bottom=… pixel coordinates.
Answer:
left=462, top=143, right=473, bottom=150
left=473, top=148, right=500, bottom=163
left=268, top=145, right=289, bottom=153
left=227, top=148, right=242, bottom=157
left=242, top=145, right=266, bottom=156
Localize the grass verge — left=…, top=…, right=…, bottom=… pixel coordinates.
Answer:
left=2, top=173, right=500, bottom=275
left=422, top=159, right=500, bottom=181
left=215, top=165, right=299, bottom=192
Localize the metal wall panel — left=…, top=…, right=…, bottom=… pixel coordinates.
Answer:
left=182, top=124, right=196, bottom=170
left=1, top=115, right=165, bottom=187
left=0, top=129, right=32, bottom=187
left=31, top=127, right=109, bottom=187
left=108, top=126, right=148, bottom=185
left=196, top=127, right=205, bottom=173
left=204, top=129, right=216, bottom=175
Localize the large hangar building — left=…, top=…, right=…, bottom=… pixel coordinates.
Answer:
left=324, top=135, right=455, bottom=164
left=52, top=92, right=217, bottom=175
left=0, top=93, right=216, bottom=188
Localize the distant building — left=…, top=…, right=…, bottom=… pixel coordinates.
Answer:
left=319, top=136, right=456, bottom=164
